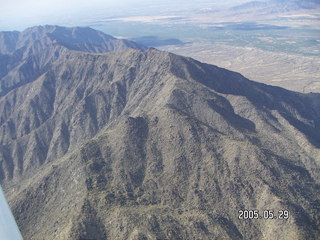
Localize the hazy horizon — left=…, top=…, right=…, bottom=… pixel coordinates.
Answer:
left=0, top=0, right=254, bottom=31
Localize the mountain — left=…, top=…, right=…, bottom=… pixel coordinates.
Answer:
left=1, top=26, right=320, bottom=240
left=0, top=25, right=146, bottom=98
left=230, top=0, right=320, bottom=14
left=230, top=1, right=270, bottom=11
left=272, top=0, right=320, bottom=9
left=0, top=25, right=146, bottom=55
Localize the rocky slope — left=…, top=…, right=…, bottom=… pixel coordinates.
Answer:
left=0, top=25, right=146, bottom=97
left=0, top=26, right=320, bottom=240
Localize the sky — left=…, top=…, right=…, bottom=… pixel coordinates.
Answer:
left=0, top=0, right=119, bottom=30
left=0, top=0, right=253, bottom=31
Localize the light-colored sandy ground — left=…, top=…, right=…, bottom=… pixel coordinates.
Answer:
left=160, top=42, right=320, bottom=93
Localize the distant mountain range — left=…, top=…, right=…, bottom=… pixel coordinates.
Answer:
left=0, top=26, right=319, bottom=240
left=231, top=0, right=320, bottom=14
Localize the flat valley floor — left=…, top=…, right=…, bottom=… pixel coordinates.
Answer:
left=160, top=42, right=320, bottom=93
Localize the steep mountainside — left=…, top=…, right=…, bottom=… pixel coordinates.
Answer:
left=0, top=26, right=320, bottom=240
left=0, top=25, right=146, bottom=98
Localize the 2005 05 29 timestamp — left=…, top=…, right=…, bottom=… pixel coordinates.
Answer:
left=238, top=210, right=289, bottom=220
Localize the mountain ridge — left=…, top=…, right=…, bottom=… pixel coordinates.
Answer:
left=0, top=25, right=146, bottom=55
left=0, top=26, right=319, bottom=239
left=0, top=25, right=146, bottom=99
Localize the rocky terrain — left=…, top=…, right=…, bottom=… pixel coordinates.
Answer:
left=0, top=26, right=319, bottom=240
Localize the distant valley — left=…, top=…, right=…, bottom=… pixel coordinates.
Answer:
left=160, top=42, right=320, bottom=93
left=77, top=0, right=320, bottom=93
